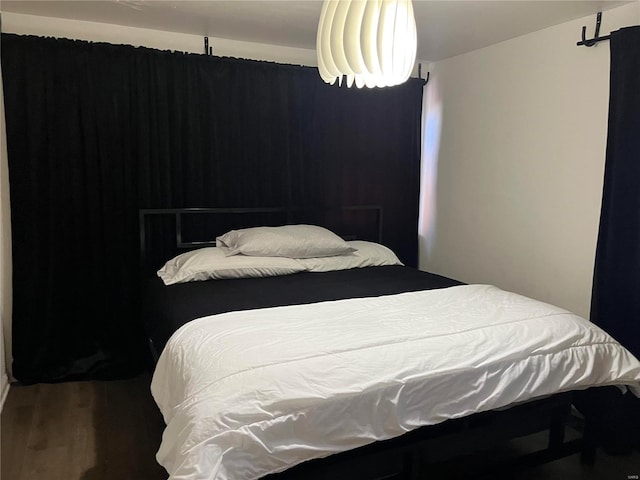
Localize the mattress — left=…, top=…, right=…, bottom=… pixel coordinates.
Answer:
left=150, top=282, right=640, bottom=480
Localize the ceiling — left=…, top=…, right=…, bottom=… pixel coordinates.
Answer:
left=1, top=1, right=631, bottom=61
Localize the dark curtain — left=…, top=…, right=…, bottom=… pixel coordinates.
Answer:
left=591, top=26, right=640, bottom=359
left=583, top=26, right=640, bottom=453
left=1, top=34, right=424, bottom=383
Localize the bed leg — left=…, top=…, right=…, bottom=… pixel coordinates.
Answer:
left=580, top=419, right=597, bottom=465
left=403, top=448, right=424, bottom=480
left=548, top=405, right=567, bottom=450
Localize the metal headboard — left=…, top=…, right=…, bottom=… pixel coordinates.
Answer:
left=139, top=205, right=383, bottom=273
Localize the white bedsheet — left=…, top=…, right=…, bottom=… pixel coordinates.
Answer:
left=151, top=284, right=640, bottom=480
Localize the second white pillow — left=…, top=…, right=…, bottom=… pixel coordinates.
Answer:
left=297, top=241, right=403, bottom=272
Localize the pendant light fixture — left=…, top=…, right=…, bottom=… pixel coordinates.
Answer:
left=317, top=0, right=417, bottom=88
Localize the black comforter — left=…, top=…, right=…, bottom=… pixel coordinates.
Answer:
left=143, top=265, right=462, bottom=356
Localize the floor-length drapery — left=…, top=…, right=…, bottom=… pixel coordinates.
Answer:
left=591, top=26, right=640, bottom=359
left=1, top=34, right=424, bottom=383
left=587, top=25, right=640, bottom=453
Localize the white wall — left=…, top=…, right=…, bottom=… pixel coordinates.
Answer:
left=1, top=12, right=318, bottom=66
left=419, top=2, right=640, bottom=319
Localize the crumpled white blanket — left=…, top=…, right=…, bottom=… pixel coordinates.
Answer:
left=151, top=284, right=640, bottom=480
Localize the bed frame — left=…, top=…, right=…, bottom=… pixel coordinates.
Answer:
left=139, top=206, right=597, bottom=479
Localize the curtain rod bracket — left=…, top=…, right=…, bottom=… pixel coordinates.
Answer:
left=204, top=37, right=213, bottom=56
left=418, top=64, right=430, bottom=85
left=577, top=12, right=611, bottom=47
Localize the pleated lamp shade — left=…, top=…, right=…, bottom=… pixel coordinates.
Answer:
left=317, top=0, right=417, bottom=88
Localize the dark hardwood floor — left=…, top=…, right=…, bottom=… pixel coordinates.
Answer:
left=1, top=374, right=166, bottom=480
left=2, top=374, right=639, bottom=480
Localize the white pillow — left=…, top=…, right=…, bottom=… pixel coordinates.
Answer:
left=157, top=247, right=306, bottom=285
left=296, top=241, right=403, bottom=272
left=216, top=224, right=356, bottom=258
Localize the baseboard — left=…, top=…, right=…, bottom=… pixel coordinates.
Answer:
left=0, top=374, right=9, bottom=413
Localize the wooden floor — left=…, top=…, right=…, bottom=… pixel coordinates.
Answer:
left=2, top=374, right=639, bottom=480
left=2, top=374, right=166, bottom=480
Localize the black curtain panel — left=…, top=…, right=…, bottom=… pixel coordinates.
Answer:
left=585, top=26, right=640, bottom=453
left=1, top=34, right=424, bottom=383
left=591, top=26, right=640, bottom=359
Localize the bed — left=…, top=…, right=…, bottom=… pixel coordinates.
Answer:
left=140, top=207, right=640, bottom=480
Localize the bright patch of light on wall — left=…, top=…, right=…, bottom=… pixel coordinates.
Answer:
left=317, top=0, right=417, bottom=88
left=419, top=76, right=441, bottom=259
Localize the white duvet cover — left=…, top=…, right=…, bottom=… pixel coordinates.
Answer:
left=151, top=284, right=640, bottom=480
